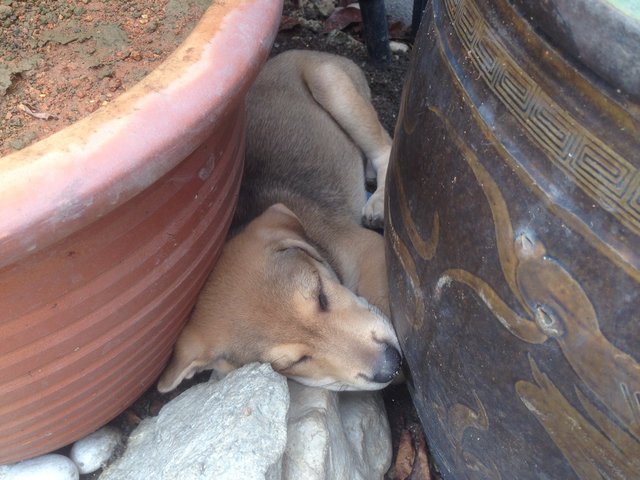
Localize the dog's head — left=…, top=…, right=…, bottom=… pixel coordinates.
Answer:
left=157, top=204, right=401, bottom=392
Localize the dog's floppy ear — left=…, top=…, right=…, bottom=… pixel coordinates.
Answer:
left=259, top=204, right=327, bottom=263
left=157, top=328, right=211, bottom=393
left=157, top=354, right=208, bottom=393
left=261, top=203, right=306, bottom=236
left=255, top=204, right=315, bottom=253
left=266, top=203, right=299, bottom=220
left=267, top=343, right=309, bottom=371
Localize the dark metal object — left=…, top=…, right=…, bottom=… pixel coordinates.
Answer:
left=386, top=0, right=640, bottom=478
left=358, top=0, right=391, bottom=64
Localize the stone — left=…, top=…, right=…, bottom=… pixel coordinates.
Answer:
left=97, top=66, right=114, bottom=79
left=99, top=363, right=289, bottom=480
left=39, top=20, right=90, bottom=46
left=99, top=364, right=391, bottom=480
left=339, top=390, right=393, bottom=478
left=0, top=57, right=39, bottom=96
left=9, top=131, right=38, bottom=150
left=94, top=23, right=128, bottom=51
left=0, top=454, right=79, bottom=480
left=283, top=381, right=392, bottom=480
left=0, top=5, right=12, bottom=19
left=70, top=426, right=122, bottom=474
left=326, top=30, right=364, bottom=51
left=389, top=41, right=410, bottom=53
left=145, top=20, right=158, bottom=33
left=310, top=0, right=335, bottom=17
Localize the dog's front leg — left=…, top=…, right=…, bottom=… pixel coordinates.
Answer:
left=337, top=226, right=390, bottom=316
left=362, top=145, right=391, bottom=229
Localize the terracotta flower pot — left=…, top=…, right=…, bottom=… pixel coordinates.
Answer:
left=387, top=0, right=639, bottom=478
left=0, top=0, right=283, bottom=464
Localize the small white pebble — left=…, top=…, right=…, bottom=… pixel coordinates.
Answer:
left=0, top=454, right=79, bottom=480
left=70, top=426, right=122, bottom=474
left=389, top=41, right=410, bottom=53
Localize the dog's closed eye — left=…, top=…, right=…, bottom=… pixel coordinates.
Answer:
left=316, top=275, right=330, bottom=312
left=277, top=355, right=313, bottom=373
left=288, top=355, right=312, bottom=369
left=318, top=290, right=329, bottom=311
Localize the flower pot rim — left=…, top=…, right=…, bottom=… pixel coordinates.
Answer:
left=0, top=0, right=283, bottom=269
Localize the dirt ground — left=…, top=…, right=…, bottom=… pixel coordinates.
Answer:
left=0, top=0, right=210, bottom=156
left=274, top=0, right=411, bottom=135
left=0, top=0, right=409, bottom=156
left=2, top=0, right=435, bottom=478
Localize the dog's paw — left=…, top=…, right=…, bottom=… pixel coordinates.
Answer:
left=362, top=189, right=385, bottom=229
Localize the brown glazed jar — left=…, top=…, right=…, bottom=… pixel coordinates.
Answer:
left=386, top=0, right=640, bottom=479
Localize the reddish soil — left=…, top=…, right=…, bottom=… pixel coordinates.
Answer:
left=0, top=0, right=211, bottom=156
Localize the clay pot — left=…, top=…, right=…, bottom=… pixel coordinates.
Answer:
left=386, top=0, right=640, bottom=478
left=0, top=0, right=282, bottom=464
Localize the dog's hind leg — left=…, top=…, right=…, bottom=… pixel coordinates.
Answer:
left=303, top=61, right=392, bottom=229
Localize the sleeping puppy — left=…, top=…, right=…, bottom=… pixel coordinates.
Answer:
left=158, top=50, right=400, bottom=393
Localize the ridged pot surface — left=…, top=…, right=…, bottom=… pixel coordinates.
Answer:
left=0, top=0, right=283, bottom=464
left=386, top=0, right=640, bottom=478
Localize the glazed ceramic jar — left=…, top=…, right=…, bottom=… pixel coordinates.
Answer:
left=386, top=1, right=640, bottom=478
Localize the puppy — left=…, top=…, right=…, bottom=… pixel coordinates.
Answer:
left=158, top=50, right=400, bottom=392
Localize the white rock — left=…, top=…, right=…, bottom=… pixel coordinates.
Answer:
left=99, top=363, right=289, bottom=480
left=0, top=454, right=79, bottom=480
left=390, top=41, right=410, bottom=53
left=97, top=363, right=391, bottom=480
left=283, top=384, right=334, bottom=478
left=70, top=426, right=122, bottom=474
left=339, top=390, right=393, bottom=477
left=283, top=381, right=392, bottom=480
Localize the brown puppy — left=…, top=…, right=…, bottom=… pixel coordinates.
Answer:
left=158, top=50, right=399, bottom=392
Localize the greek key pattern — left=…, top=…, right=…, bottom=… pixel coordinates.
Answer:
left=442, top=0, right=640, bottom=234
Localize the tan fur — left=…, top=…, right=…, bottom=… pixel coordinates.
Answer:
left=158, top=50, right=399, bottom=393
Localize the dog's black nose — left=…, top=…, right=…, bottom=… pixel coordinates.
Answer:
left=372, top=344, right=402, bottom=384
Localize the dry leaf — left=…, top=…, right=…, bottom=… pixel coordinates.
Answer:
left=18, top=103, right=58, bottom=120
left=392, top=429, right=416, bottom=479
left=409, top=430, right=431, bottom=480
left=279, top=15, right=303, bottom=31
left=388, top=20, right=410, bottom=40
left=149, top=400, right=163, bottom=417
left=124, top=409, right=142, bottom=427
left=322, top=5, right=362, bottom=33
